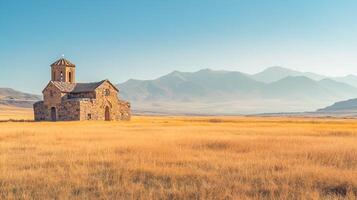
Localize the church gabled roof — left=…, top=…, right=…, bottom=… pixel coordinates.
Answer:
left=44, top=80, right=119, bottom=93
left=71, top=80, right=108, bottom=93
left=51, top=58, right=75, bottom=67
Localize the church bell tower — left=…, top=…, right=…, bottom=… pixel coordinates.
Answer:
left=50, top=57, right=76, bottom=83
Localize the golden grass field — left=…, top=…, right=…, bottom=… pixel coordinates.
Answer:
left=0, top=105, right=33, bottom=121
left=0, top=107, right=356, bottom=199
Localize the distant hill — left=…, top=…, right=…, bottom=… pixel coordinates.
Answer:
left=251, top=66, right=357, bottom=90
left=316, top=98, right=357, bottom=113
left=0, top=88, right=40, bottom=108
left=118, top=69, right=357, bottom=114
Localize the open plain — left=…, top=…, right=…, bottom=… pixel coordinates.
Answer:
left=0, top=105, right=33, bottom=121
left=0, top=109, right=356, bottom=199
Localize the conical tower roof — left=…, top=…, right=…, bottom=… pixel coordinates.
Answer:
left=51, top=58, right=75, bottom=67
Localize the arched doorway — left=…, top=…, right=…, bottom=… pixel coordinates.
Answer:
left=50, top=107, right=57, bottom=121
left=105, top=106, right=110, bottom=121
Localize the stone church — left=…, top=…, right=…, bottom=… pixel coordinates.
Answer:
left=33, top=58, right=131, bottom=121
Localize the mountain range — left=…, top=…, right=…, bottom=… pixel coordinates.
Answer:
left=117, top=66, right=357, bottom=114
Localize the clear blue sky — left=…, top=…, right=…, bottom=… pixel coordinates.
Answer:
left=1, top=0, right=357, bottom=94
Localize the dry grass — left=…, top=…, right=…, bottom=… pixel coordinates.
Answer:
left=0, top=106, right=33, bottom=121
left=0, top=115, right=356, bottom=199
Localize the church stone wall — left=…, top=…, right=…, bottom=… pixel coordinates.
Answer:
left=94, top=81, right=131, bottom=121
left=117, top=100, right=131, bottom=121
left=74, top=82, right=131, bottom=121
left=34, top=94, right=131, bottom=122
left=57, top=100, right=81, bottom=121
left=77, top=99, right=130, bottom=121
left=43, top=84, right=64, bottom=108
left=33, top=101, right=46, bottom=121
left=34, top=99, right=81, bottom=121
left=79, top=100, right=96, bottom=120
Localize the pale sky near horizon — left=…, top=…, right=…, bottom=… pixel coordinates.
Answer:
left=1, top=0, right=357, bottom=94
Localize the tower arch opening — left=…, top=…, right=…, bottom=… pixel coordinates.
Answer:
left=69, top=72, right=72, bottom=83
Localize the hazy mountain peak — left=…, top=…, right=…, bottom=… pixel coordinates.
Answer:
left=262, top=66, right=298, bottom=72
left=252, top=67, right=301, bottom=83
left=251, top=66, right=327, bottom=83
left=332, top=74, right=357, bottom=88
left=159, top=70, right=188, bottom=81
left=197, top=68, right=212, bottom=72
left=170, top=70, right=183, bottom=74
left=126, top=78, right=141, bottom=82
left=165, top=70, right=184, bottom=77
left=264, top=66, right=297, bottom=71
left=341, top=74, right=357, bottom=78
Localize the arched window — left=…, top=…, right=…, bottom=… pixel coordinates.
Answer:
left=60, top=71, right=63, bottom=81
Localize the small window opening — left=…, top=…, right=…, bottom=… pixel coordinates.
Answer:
left=60, top=71, right=63, bottom=81
left=87, top=114, right=92, bottom=120
left=104, top=89, right=110, bottom=96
